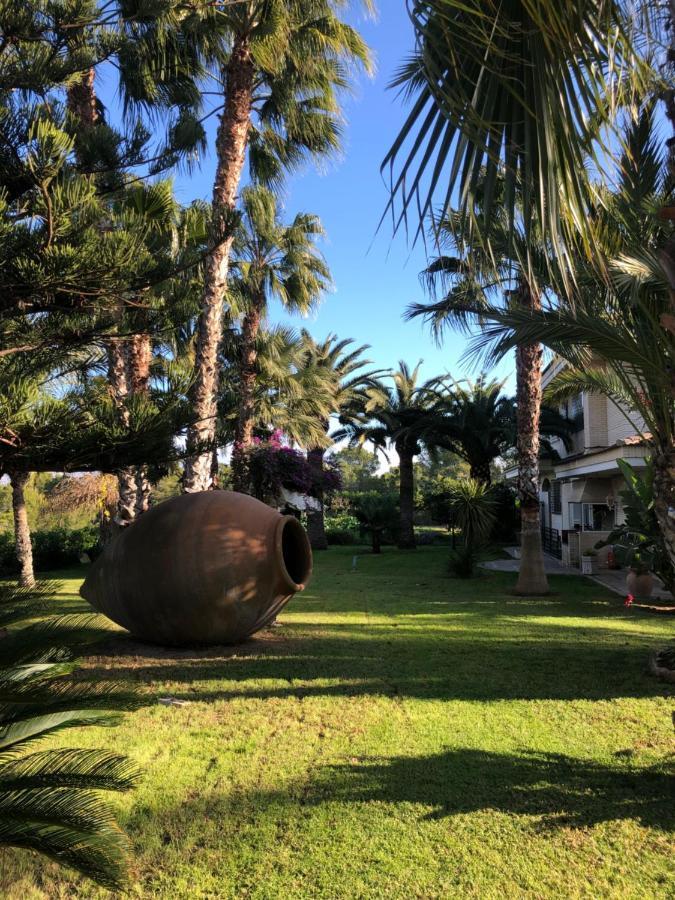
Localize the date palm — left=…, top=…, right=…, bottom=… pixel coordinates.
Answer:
left=467, top=107, right=675, bottom=574
left=228, top=186, right=331, bottom=492
left=425, top=375, right=574, bottom=486
left=385, top=0, right=652, bottom=593
left=182, top=0, right=372, bottom=492
left=296, top=331, right=377, bottom=549
left=339, top=362, right=439, bottom=550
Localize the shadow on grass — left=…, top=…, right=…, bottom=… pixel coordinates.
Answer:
left=132, top=748, right=674, bottom=842
left=82, top=614, right=674, bottom=703
left=309, top=748, right=675, bottom=831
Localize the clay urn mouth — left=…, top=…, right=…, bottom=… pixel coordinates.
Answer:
left=275, top=515, right=312, bottom=592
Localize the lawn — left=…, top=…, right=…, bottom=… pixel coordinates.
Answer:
left=2, top=546, right=674, bottom=899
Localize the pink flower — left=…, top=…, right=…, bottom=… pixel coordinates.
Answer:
left=624, top=594, right=634, bottom=607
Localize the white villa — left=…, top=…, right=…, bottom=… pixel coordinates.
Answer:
left=510, top=357, right=650, bottom=569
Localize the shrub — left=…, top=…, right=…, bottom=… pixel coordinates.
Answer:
left=447, top=544, right=478, bottom=578
left=325, top=528, right=357, bottom=546
left=0, top=524, right=101, bottom=575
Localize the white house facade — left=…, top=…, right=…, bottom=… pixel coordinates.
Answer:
left=509, top=356, right=649, bottom=569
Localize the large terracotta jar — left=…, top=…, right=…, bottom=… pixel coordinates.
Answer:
left=80, top=491, right=312, bottom=646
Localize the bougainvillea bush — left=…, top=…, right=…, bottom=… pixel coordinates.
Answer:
left=245, top=434, right=342, bottom=504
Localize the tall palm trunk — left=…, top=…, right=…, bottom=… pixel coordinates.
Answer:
left=307, top=443, right=328, bottom=550
left=231, top=297, right=262, bottom=493
left=515, top=284, right=549, bottom=595
left=128, top=333, right=152, bottom=514
left=183, top=37, right=255, bottom=493
left=396, top=439, right=416, bottom=549
left=9, top=470, right=35, bottom=588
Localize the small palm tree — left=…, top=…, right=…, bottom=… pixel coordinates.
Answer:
left=339, top=362, right=439, bottom=550
left=228, top=187, right=331, bottom=492
left=0, top=582, right=140, bottom=889
left=352, top=492, right=399, bottom=555
left=296, top=332, right=378, bottom=549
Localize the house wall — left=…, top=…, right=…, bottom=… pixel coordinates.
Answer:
left=607, top=402, right=646, bottom=445
left=584, top=394, right=608, bottom=448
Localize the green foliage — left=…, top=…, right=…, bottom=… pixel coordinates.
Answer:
left=0, top=526, right=101, bottom=576
left=445, top=479, right=497, bottom=578
left=324, top=512, right=360, bottom=546
left=352, top=492, right=399, bottom=554
left=596, top=459, right=675, bottom=590
left=384, top=0, right=652, bottom=292
left=0, top=580, right=140, bottom=889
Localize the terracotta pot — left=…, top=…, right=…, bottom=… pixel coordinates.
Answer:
left=626, top=569, right=654, bottom=599
left=80, top=491, right=312, bottom=646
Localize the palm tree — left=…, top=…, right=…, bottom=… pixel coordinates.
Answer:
left=425, top=375, right=574, bottom=486
left=383, top=0, right=650, bottom=285
left=182, top=1, right=372, bottom=492
left=296, top=331, right=376, bottom=549
left=464, top=107, right=675, bottom=574
left=0, top=581, right=140, bottom=889
left=228, top=187, right=331, bottom=492
left=217, top=324, right=336, bottom=456
left=340, top=362, right=438, bottom=550
left=385, top=2, right=651, bottom=593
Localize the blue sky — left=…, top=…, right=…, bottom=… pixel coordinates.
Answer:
left=163, top=4, right=516, bottom=391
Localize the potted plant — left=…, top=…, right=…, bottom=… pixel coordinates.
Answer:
left=581, top=549, right=597, bottom=575
left=594, top=459, right=674, bottom=599
left=625, top=553, right=655, bottom=599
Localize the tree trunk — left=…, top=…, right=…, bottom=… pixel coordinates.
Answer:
left=10, top=470, right=35, bottom=588
left=183, top=37, right=255, bottom=493
left=66, top=67, right=99, bottom=129
left=372, top=529, right=382, bottom=554
left=469, top=460, right=492, bottom=485
left=67, top=65, right=143, bottom=526
left=128, top=333, right=152, bottom=515
left=108, top=333, right=137, bottom=528
left=514, top=285, right=549, bottom=595
left=231, top=299, right=263, bottom=493
left=307, top=446, right=329, bottom=550
left=653, top=447, right=675, bottom=573
left=397, top=441, right=416, bottom=549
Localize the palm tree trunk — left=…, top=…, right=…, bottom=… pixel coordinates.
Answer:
left=371, top=529, right=382, bottom=554
left=470, top=460, right=491, bottom=485
left=183, top=37, right=254, bottom=493
left=307, top=445, right=328, bottom=550
left=397, top=441, right=416, bottom=549
left=653, top=448, right=675, bottom=571
left=128, top=333, right=152, bottom=514
left=231, top=298, right=262, bottom=493
left=515, top=284, right=549, bottom=595
left=10, top=470, right=35, bottom=588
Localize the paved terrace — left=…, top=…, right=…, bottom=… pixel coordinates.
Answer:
left=480, top=548, right=673, bottom=602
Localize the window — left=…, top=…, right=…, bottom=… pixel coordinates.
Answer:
left=551, top=481, right=562, bottom=514
left=568, top=502, right=614, bottom=531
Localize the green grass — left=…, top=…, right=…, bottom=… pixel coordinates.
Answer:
left=2, top=547, right=674, bottom=899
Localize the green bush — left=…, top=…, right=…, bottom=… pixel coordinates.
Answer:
left=325, top=528, right=357, bottom=546
left=0, top=525, right=101, bottom=575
